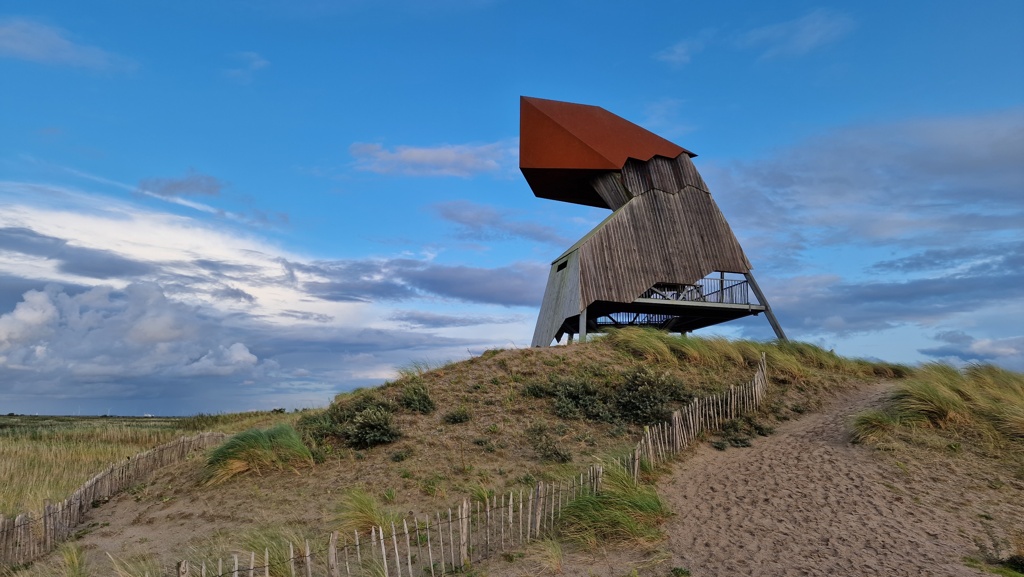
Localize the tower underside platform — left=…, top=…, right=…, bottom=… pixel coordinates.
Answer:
left=545, top=278, right=772, bottom=344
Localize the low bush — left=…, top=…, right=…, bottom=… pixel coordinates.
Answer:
left=344, top=407, right=401, bottom=450
left=526, top=424, right=572, bottom=463
left=442, top=406, right=471, bottom=425
left=550, top=377, right=614, bottom=422
left=398, top=380, right=436, bottom=414
left=614, top=367, right=676, bottom=425
left=202, top=424, right=312, bottom=486
left=296, top=390, right=402, bottom=452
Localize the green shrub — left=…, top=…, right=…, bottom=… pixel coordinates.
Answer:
left=526, top=424, right=572, bottom=463
left=614, top=367, right=675, bottom=425
left=202, top=424, right=312, bottom=485
left=398, top=380, right=436, bottom=414
left=522, top=382, right=552, bottom=398
left=550, top=377, right=614, bottom=422
left=296, top=391, right=402, bottom=452
left=443, top=406, right=471, bottom=425
left=344, top=407, right=401, bottom=449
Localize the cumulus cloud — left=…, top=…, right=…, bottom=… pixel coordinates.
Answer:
left=350, top=139, right=517, bottom=177
left=739, top=9, right=855, bottom=59
left=0, top=283, right=266, bottom=378
left=0, top=185, right=544, bottom=413
left=0, top=17, right=130, bottom=69
left=697, top=107, right=1024, bottom=365
left=919, top=331, right=1024, bottom=368
left=432, top=200, right=569, bottom=245
left=138, top=168, right=226, bottom=197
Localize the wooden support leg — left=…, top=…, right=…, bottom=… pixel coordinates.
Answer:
left=744, top=272, right=787, bottom=341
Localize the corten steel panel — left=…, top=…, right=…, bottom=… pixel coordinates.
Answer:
left=520, top=96, right=695, bottom=208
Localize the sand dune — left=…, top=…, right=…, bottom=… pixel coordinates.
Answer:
left=500, top=383, right=1023, bottom=576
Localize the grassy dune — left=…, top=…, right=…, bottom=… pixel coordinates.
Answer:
left=0, top=411, right=297, bottom=516
left=7, top=330, right=927, bottom=576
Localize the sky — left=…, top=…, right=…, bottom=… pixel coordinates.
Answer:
left=1, top=1, right=1022, bottom=415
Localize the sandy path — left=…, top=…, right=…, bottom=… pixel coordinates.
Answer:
left=655, top=381, right=1020, bottom=577
left=491, top=381, right=1023, bottom=577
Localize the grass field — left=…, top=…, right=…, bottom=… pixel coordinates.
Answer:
left=0, top=411, right=297, bottom=516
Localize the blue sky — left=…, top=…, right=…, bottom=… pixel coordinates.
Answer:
left=1, top=1, right=1022, bottom=415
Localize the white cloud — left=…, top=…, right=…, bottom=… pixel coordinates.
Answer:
left=0, top=18, right=129, bottom=69
left=739, top=9, right=855, bottom=59
left=349, top=139, right=518, bottom=177
left=655, top=29, right=715, bottom=66
left=0, top=181, right=544, bottom=413
left=225, top=51, right=270, bottom=82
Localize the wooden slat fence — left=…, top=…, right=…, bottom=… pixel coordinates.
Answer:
left=177, top=465, right=605, bottom=577
left=621, top=351, right=768, bottom=481
left=178, top=353, right=770, bottom=577
left=0, top=432, right=228, bottom=567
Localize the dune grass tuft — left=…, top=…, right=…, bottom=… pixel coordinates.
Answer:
left=557, top=462, right=669, bottom=548
left=853, top=363, right=1024, bottom=450
left=332, top=488, right=402, bottom=535
left=202, top=424, right=312, bottom=486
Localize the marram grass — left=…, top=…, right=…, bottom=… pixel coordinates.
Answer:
left=556, top=462, right=669, bottom=548
left=202, top=424, right=312, bottom=486
left=853, top=363, right=1024, bottom=446
left=332, top=488, right=403, bottom=535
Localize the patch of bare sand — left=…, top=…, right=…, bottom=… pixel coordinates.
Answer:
left=485, top=382, right=1023, bottom=577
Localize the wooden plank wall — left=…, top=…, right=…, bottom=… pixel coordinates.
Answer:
left=531, top=253, right=582, bottom=347
left=579, top=155, right=752, bottom=307
left=531, top=153, right=755, bottom=346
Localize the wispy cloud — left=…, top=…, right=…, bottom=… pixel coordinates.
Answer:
left=654, top=29, right=715, bottom=66
left=432, top=200, right=570, bottom=246
left=225, top=51, right=270, bottom=82
left=388, top=310, right=522, bottom=329
left=0, top=18, right=131, bottom=69
left=709, top=106, right=1024, bottom=273
left=703, top=107, right=1024, bottom=368
left=739, top=9, right=855, bottom=59
left=138, top=168, right=226, bottom=197
left=350, top=139, right=517, bottom=177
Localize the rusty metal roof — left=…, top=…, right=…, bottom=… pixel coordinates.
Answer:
left=520, top=96, right=695, bottom=208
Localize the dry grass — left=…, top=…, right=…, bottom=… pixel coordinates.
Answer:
left=0, top=411, right=296, bottom=516
left=332, top=488, right=402, bottom=535
left=853, top=363, right=1024, bottom=453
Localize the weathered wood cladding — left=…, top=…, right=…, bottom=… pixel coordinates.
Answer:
left=577, top=156, right=751, bottom=308
left=622, top=154, right=709, bottom=197
left=531, top=253, right=582, bottom=347
left=532, top=154, right=755, bottom=346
